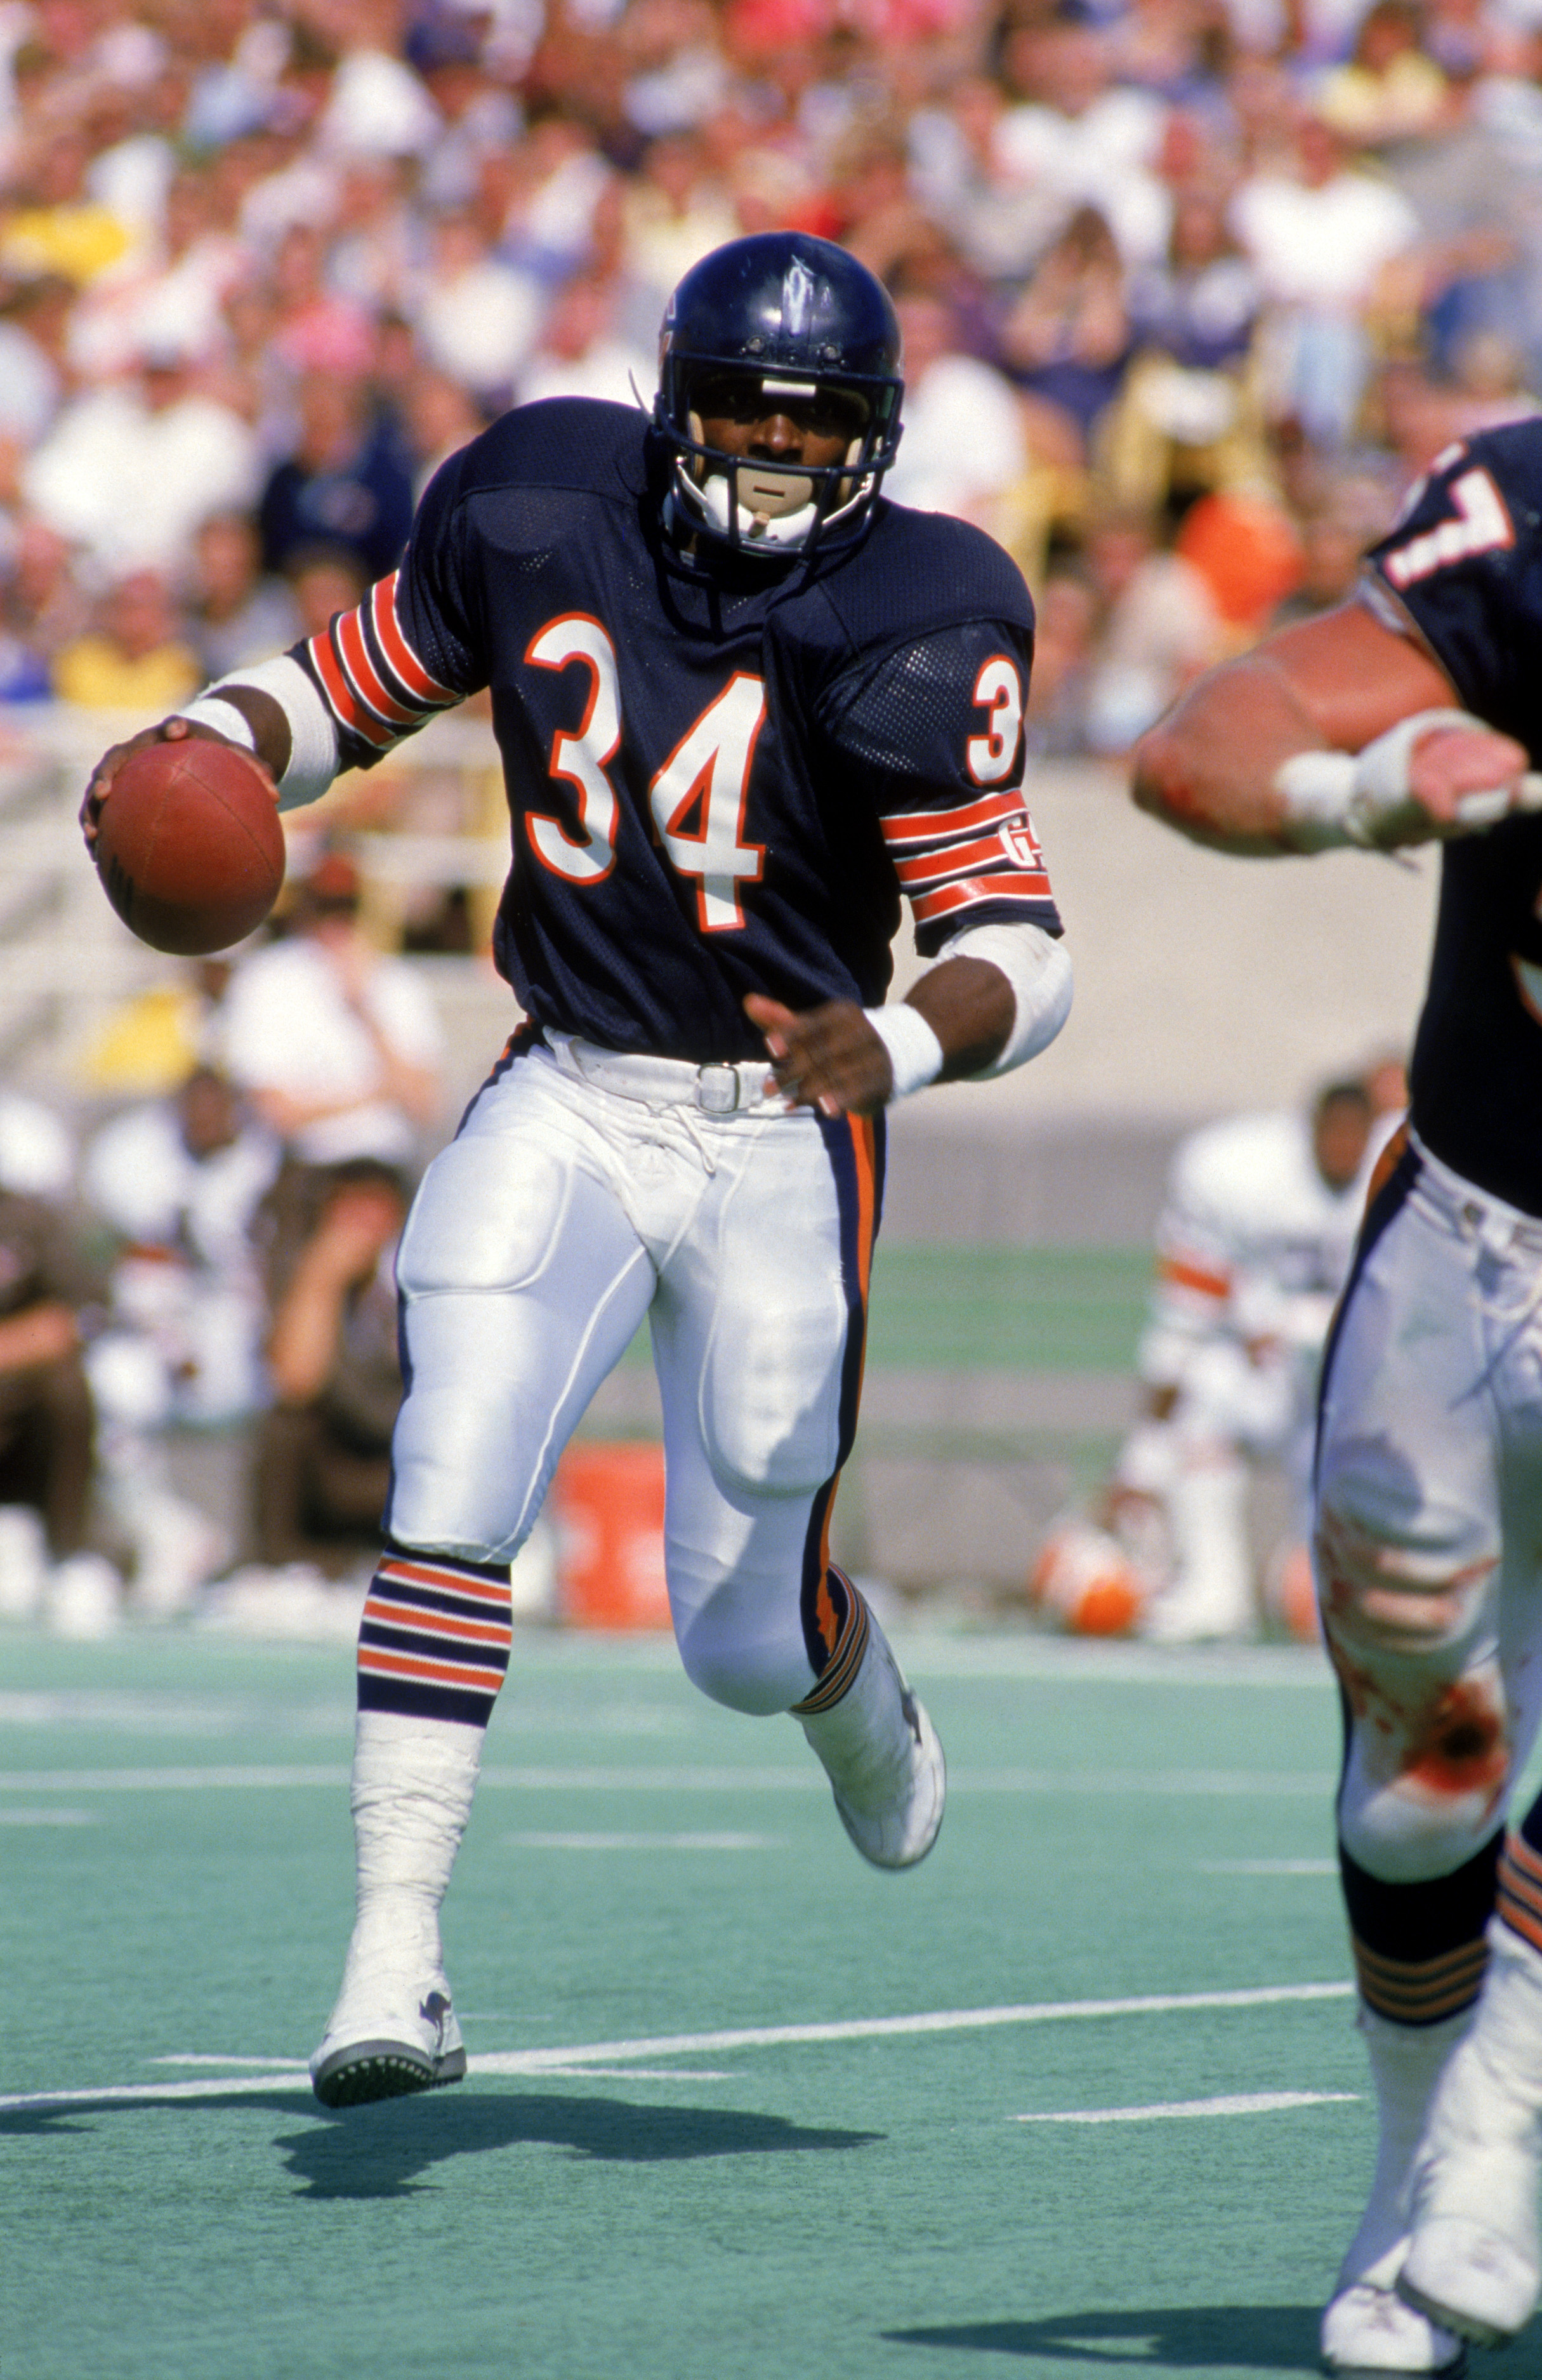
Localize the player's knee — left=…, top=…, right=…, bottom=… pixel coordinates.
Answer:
left=674, top=1601, right=804, bottom=1715
left=700, top=1304, right=843, bottom=1495
left=386, top=1424, right=537, bottom=1565
left=1315, top=1436, right=1498, bottom=1660
left=1339, top=1674, right=1512, bottom=1881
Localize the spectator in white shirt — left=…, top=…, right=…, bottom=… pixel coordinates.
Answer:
left=219, top=850, right=445, bottom=1181
left=1232, top=105, right=1418, bottom=444
left=22, top=340, right=260, bottom=578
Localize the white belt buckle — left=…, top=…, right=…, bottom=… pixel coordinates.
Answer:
left=695, top=1063, right=740, bottom=1115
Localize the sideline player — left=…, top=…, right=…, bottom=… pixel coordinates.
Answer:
left=1124, top=1076, right=1376, bottom=1643
left=81, top=235, right=1072, bottom=2110
left=1132, top=420, right=1542, bottom=2367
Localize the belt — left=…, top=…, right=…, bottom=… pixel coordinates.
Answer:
left=546, top=1030, right=776, bottom=1116
left=1411, top=1131, right=1542, bottom=1256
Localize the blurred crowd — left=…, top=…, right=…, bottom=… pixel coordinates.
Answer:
left=0, top=843, right=453, bottom=1633
left=0, top=0, right=1538, bottom=755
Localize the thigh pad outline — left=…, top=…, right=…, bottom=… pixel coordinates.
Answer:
left=697, top=1277, right=848, bottom=1497
left=397, top=1134, right=577, bottom=1299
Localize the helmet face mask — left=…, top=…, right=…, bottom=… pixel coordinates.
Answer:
left=654, top=235, right=904, bottom=562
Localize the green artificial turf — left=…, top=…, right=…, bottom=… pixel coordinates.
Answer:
left=3, top=1627, right=1399, bottom=2380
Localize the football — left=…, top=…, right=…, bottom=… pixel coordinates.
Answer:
left=93, top=734, right=286, bottom=956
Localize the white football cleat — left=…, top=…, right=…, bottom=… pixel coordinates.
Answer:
left=798, top=1625, right=945, bottom=1870
left=1322, top=2258, right=1465, bottom=2376
left=310, top=1921, right=466, bottom=2109
left=1398, top=1924, right=1542, bottom=2346
left=1322, top=2003, right=1471, bottom=2374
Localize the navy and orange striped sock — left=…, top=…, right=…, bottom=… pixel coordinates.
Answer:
left=791, top=1566, right=871, bottom=1716
left=1341, top=1830, right=1501, bottom=2023
left=1500, top=1806, right=1542, bottom=1954
left=357, top=1541, right=513, bottom=1727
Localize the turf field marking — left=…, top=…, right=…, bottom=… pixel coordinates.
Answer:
left=150, top=2056, right=313, bottom=2068
left=1198, top=1858, right=1336, bottom=1874
left=0, top=1764, right=1329, bottom=1795
left=0, top=1980, right=1356, bottom=2112
left=1014, top=2091, right=1360, bottom=2124
left=0, top=1765, right=353, bottom=1790
left=466, top=1980, right=1356, bottom=2073
left=502, top=1830, right=778, bottom=1850
left=522, top=2067, right=735, bottom=2080
left=0, top=1807, right=96, bottom=1824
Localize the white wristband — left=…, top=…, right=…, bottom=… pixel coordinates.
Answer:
left=208, top=654, right=339, bottom=811
left=1272, top=747, right=1358, bottom=849
left=863, top=1002, right=945, bottom=1100
left=178, top=695, right=257, bottom=749
left=1275, top=709, right=1542, bottom=851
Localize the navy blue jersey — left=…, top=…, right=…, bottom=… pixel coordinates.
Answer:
left=291, top=399, right=1058, bottom=1064
left=1366, top=421, right=1542, bottom=1214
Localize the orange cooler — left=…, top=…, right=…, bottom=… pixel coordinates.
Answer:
left=551, top=1440, right=672, bottom=1629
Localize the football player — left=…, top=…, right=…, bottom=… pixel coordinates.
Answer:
left=1124, top=1077, right=1376, bottom=1644
left=81, top=234, right=1072, bottom=2110
left=1132, top=423, right=1542, bottom=2365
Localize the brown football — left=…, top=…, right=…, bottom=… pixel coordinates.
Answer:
left=93, top=736, right=286, bottom=955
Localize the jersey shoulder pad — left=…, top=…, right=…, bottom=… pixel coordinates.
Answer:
left=446, top=397, right=650, bottom=506
left=812, top=500, right=1034, bottom=652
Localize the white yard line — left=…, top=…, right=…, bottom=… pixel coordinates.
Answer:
left=503, top=1831, right=777, bottom=1850
left=0, top=1764, right=1329, bottom=1795
left=0, top=1808, right=96, bottom=1824
left=1015, top=2091, right=1361, bottom=2124
left=0, top=1979, right=1354, bottom=2114
left=1198, top=1858, right=1338, bottom=1875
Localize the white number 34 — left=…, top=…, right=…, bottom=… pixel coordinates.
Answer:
left=524, top=614, right=765, bottom=931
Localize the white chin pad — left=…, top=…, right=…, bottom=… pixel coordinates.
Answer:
left=737, top=466, right=815, bottom=520
left=699, top=471, right=817, bottom=548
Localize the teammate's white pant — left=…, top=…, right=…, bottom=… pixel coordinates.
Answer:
left=390, top=1033, right=882, bottom=1711
left=1319, top=1139, right=1542, bottom=1899
left=1317, top=1133, right=1542, bottom=2353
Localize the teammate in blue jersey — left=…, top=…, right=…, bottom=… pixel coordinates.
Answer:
left=1133, top=420, right=1542, bottom=2368
left=81, top=234, right=1072, bottom=2110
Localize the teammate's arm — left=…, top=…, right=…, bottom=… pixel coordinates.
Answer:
left=1131, top=598, right=1533, bottom=854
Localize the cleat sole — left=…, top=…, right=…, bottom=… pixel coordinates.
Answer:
left=1321, top=2355, right=1466, bottom=2380
left=311, top=2040, right=467, bottom=2109
left=1395, top=2276, right=1516, bottom=2352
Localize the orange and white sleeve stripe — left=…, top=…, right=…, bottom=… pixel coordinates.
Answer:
left=879, top=788, right=1060, bottom=934
left=296, top=569, right=465, bottom=768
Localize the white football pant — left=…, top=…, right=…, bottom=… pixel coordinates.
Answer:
left=386, top=1032, right=881, bottom=1714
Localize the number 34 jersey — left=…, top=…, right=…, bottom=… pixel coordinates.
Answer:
left=291, top=398, right=1060, bottom=1064
left=1364, top=418, right=1542, bottom=1215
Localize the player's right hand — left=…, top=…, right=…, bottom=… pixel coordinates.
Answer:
left=1390, top=718, right=1538, bottom=842
left=79, top=713, right=246, bottom=851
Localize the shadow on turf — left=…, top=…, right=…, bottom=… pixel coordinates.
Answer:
left=275, top=2091, right=883, bottom=2198
left=0, top=2089, right=878, bottom=2195
left=885, top=2308, right=1320, bottom=2369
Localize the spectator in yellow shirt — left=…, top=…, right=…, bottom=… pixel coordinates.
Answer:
left=51, top=570, right=201, bottom=710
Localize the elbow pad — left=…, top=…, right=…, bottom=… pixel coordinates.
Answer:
left=934, top=919, right=1072, bottom=1075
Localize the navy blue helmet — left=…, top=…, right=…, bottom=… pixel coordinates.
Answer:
left=654, top=232, right=904, bottom=560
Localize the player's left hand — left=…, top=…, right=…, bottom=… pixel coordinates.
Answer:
left=744, top=993, right=893, bottom=1116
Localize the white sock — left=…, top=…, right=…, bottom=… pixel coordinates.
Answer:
left=346, top=1709, right=484, bottom=1973
left=1339, top=2002, right=1472, bottom=2289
